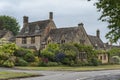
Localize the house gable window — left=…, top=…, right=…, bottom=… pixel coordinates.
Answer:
left=61, top=40, right=65, bottom=44
left=48, top=40, right=51, bottom=44
left=79, top=32, right=85, bottom=44
left=79, top=39, right=85, bottom=44
left=22, top=37, right=26, bottom=44
left=31, top=36, right=35, bottom=44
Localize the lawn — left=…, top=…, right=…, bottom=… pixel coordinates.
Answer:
left=16, top=64, right=120, bottom=71
left=0, top=71, right=40, bottom=80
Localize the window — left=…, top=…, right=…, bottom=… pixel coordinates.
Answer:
left=79, top=39, right=85, bottom=44
left=31, top=37, right=35, bottom=44
left=22, top=37, right=26, bottom=44
left=104, top=54, right=106, bottom=60
left=100, top=56, right=102, bottom=60
left=48, top=40, right=51, bottom=44
left=61, top=40, right=65, bottom=44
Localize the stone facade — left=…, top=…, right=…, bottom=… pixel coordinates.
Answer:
left=16, top=12, right=56, bottom=50
left=15, top=12, right=108, bottom=63
left=16, top=12, right=106, bottom=50
left=98, top=54, right=108, bottom=64
left=0, top=30, right=14, bottom=43
left=44, top=23, right=92, bottom=46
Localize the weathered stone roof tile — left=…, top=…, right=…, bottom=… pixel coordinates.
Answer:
left=88, top=35, right=104, bottom=49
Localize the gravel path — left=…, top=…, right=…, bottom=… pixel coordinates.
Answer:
left=0, top=67, right=120, bottom=80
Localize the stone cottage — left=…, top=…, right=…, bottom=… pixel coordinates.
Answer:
left=16, top=12, right=56, bottom=50
left=16, top=12, right=108, bottom=63
left=44, top=23, right=91, bottom=46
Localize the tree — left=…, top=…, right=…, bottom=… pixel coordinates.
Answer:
left=0, top=15, right=20, bottom=35
left=107, top=47, right=120, bottom=57
left=95, top=0, right=120, bottom=43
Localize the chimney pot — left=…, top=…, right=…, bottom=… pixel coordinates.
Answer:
left=23, top=16, right=28, bottom=23
left=78, top=23, right=84, bottom=27
left=49, top=12, right=53, bottom=20
left=96, top=29, right=100, bottom=38
left=23, top=16, right=28, bottom=27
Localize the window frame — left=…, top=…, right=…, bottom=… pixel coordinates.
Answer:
left=61, top=40, right=65, bottom=44
left=31, top=36, right=35, bottom=44
left=22, top=37, right=27, bottom=44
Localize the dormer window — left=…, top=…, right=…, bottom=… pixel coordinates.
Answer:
left=61, top=40, right=65, bottom=44
left=47, top=37, right=52, bottom=44
left=25, top=26, right=29, bottom=33
left=35, top=25, right=40, bottom=32
left=80, top=39, right=85, bottom=44
left=48, top=40, right=51, bottom=44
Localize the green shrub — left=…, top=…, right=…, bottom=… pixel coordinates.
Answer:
left=0, top=43, right=18, bottom=67
left=14, top=48, right=27, bottom=57
left=3, top=60, right=14, bottom=67
left=41, top=43, right=60, bottom=61
left=71, top=59, right=89, bottom=66
left=62, top=58, right=70, bottom=65
left=24, top=53, right=35, bottom=62
left=29, top=62, right=39, bottom=66
left=88, top=58, right=101, bottom=66
left=46, top=62, right=58, bottom=66
left=60, top=43, right=78, bottom=60
left=110, top=56, right=120, bottom=64
left=15, top=58, right=28, bottom=66
left=39, top=62, right=48, bottom=67
left=69, top=60, right=75, bottom=66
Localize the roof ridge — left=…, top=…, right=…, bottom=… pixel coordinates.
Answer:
left=29, top=19, right=50, bottom=24
left=88, top=35, right=96, bottom=37
left=55, top=26, right=78, bottom=29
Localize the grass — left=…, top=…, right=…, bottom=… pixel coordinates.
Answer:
left=0, top=71, right=40, bottom=80
left=16, top=64, right=120, bottom=71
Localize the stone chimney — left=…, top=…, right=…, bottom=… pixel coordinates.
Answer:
left=78, top=23, right=84, bottom=27
left=23, top=16, right=28, bottom=27
left=96, top=29, right=100, bottom=38
left=49, top=12, right=53, bottom=20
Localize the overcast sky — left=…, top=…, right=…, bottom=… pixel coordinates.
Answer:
left=0, top=0, right=109, bottom=43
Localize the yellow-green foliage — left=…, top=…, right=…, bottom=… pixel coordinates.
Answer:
left=0, top=43, right=18, bottom=67
left=41, top=43, right=60, bottom=60
left=74, top=43, right=96, bottom=59
left=60, top=43, right=79, bottom=58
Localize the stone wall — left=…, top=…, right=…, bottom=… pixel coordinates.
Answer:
left=98, top=54, right=108, bottom=64
left=16, top=38, right=22, bottom=45
left=3, top=31, right=14, bottom=41
left=16, top=36, right=41, bottom=50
